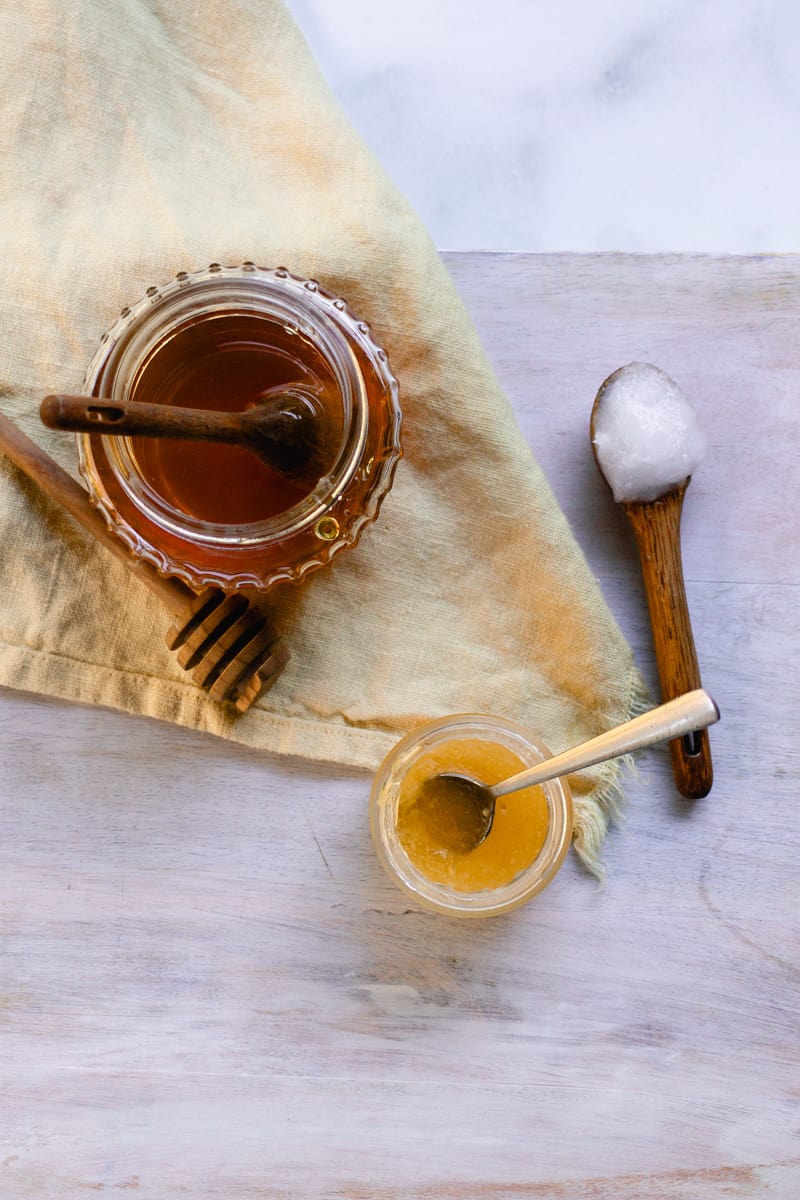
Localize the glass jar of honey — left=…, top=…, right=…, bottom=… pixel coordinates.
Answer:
left=370, top=714, right=574, bottom=917
left=79, top=263, right=401, bottom=591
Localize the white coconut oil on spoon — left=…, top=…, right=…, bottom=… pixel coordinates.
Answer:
left=592, top=362, right=706, bottom=502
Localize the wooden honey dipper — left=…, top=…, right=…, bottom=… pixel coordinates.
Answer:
left=0, top=413, right=289, bottom=713
left=39, top=387, right=331, bottom=486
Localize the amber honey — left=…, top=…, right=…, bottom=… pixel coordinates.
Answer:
left=130, top=313, right=343, bottom=526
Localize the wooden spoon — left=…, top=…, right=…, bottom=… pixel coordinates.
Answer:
left=40, top=385, right=331, bottom=485
left=590, top=370, right=714, bottom=798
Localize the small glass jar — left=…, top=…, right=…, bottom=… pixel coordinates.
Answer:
left=370, top=714, right=573, bottom=918
left=79, top=263, right=401, bottom=591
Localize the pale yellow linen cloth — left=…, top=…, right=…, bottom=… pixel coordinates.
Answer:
left=0, top=0, right=642, bottom=869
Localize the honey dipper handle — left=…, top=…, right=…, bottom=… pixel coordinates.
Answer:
left=623, top=484, right=714, bottom=798
left=0, top=413, right=192, bottom=615
left=40, top=394, right=249, bottom=447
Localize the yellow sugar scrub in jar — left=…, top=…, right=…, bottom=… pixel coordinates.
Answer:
left=396, top=740, right=549, bottom=890
left=370, top=714, right=573, bottom=918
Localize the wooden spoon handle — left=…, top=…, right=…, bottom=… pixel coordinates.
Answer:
left=623, top=485, right=714, bottom=798
left=0, top=412, right=191, bottom=615
left=40, top=394, right=249, bottom=448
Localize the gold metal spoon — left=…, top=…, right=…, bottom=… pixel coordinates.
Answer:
left=417, top=690, right=719, bottom=853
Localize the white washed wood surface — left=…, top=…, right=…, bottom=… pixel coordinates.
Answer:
left=1, top=253, right=798, bottom=1199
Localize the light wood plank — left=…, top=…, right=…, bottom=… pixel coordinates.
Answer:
left=0, top=253, right=798, bottom=1198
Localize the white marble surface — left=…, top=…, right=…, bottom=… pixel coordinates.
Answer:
left=285, top=0, right=800, bottom=253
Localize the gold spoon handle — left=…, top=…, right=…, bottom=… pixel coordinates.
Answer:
left=623, top=485, right=714, bottom=799
left=490, top=689, right=719, bottom=799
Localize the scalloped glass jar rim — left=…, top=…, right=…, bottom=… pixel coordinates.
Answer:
left=78, top=263, right=402, bottom=592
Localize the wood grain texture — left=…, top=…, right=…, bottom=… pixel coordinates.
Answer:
left=1, top=253, right=798, bottom=1199
left=622, top=486, right=713, bottom=797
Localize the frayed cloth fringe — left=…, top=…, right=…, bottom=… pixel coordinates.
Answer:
left=571, top=673, right=651, bottom=880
